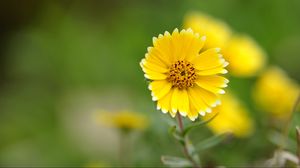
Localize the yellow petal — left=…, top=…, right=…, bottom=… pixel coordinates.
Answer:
left=169, top=28, right=205, bottom=61
left=145, top=52, right=168, bottom=69
left=193, top=86, right=220, bottom=108
left=185, top=35, right=206, bottom=61
left=176, top=29, right=190, bottom=60
left=188, top=102, right=199, bottom=121
left=177, top=89, right=189, bottom=117
left=188, top=87, right=211, bottom=115
left=144, top=69, right=167, bottom=80
left=170, top=87, right=180, bottom=114
left=153, top=33, right=174, bottom=64
left=197, top=75, right=229, bottom=88
left=148, top=47, right=172, bottom=66
left=171, top=29, right=182, bottom=60
left=196, top=65, right=228, bottom=76
left=157, top=88, right=174, bottom=113
left=192, top=48, right=227, bottom=70
left=149, top=80, right=172, bottom=101
left=140, top=58, right=169, bottom=73
left=195, top=79, right=226, bottom=94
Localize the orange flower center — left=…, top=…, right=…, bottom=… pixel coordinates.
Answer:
left=167, top=60, right=197, bottom=89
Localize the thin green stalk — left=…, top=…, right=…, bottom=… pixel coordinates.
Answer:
left=177, top=114, right=200, bottom=168
left=277, top=93, right=300, bottom=166
left=280, top=93, right=300, bottom=149
left=119, top=130, right=130, bottom=167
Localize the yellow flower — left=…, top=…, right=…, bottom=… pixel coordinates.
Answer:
left=99, top=111, right=148, bottom=131
left=223, top=35, right=266, bottom=77
left=203, top=93, right=254, bottom=138
left=140, top=28, right=229, bottom=121
left=184, top=12, right=232, bottom=49
left=253, top=67, right=299, bottom=119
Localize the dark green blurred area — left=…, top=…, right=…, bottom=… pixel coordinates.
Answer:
left=0, top=0, right=299, bottom=167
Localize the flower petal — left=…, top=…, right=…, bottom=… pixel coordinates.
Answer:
left=192, top=48, right=228, bottom=70
left=149, top=80, right=172, bottom=101
left=157, top=88, right=174, bottom=114
left=145, top=52, right=168, bottom=69
left=153, top=33, right=174, bottom=64
left=148, top=47, right=172, bottom=66
left=188, top=87, right=211, bottom=115
left=185, top=35, right=206, bottom=61
left=196, top=65, right=228, bottom=76
left=140, top=58, right=169, bottom=74
left=177, top=89, right=189, bottom=117
left=193, top=86, right=220, bottom=108
left=144, top=69, right=167, bottom=80
left=195, top=79, right=226, bottom=94
left=196, top=75, right=229, bottom=88
left=171, top=87, right=181, bottom=114
left=170, top=28, right=206, bottom=61
left=188, top=100, right=199, bottom=121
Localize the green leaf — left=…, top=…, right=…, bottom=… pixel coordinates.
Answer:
left=161, top=155, right=193, bottom=167
left=195, top=133, right=228, bottom=151
left=183, top=112, right=219, bottom=136
left=168, top=125, right=185, bottom=145
left=268, top=130, right=296, bottom=150
left=168, top=125, right=177, bottom=134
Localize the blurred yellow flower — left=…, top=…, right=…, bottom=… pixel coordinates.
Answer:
left=99, top=111, right=148, bottom=131
left=184, top=12, right=266, bottom=77
left=223, top=35, right=266, bottom=77
left=253, top=67, right=299, bottom=119
left=184, top=12, right=232, bottom=49
left=203, top=93, right=254, bottom=138
left=140, top=28, right=229, bottom=121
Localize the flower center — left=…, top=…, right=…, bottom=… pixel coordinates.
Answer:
left=167, top=60, right=197, bottom=89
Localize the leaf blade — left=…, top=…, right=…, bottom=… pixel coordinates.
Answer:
left=161, top=155, right=193, bottom=167
left=183, top=112, right=219, bottom=136
left=195, top=133, right=228, bottom=151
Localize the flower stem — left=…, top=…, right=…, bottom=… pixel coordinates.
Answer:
left=280, top=93, right=300, bottom=150
left=119, top=130, right=130, bottom=167
left=119, top=131, right=125, bottom=167
left=177, top=114, right=200, bottom=168
left=177, top=114, right=184, bottom=132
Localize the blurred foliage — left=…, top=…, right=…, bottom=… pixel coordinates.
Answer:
left=0, top=0, right=299, bottom=167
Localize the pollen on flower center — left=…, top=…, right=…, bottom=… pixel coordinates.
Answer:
left=167, top=60, right=197, bottom=89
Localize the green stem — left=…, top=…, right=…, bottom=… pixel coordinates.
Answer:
left=280, top=93, right=300, bottom=150
left=177, top=114, right=200, bottom=168
left=119, top=130, right=130, bottom=167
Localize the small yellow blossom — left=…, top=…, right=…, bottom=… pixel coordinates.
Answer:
left=223, top=35, right=266, bottom=77
left=99, top=111, right=148, bottom=131
left=140, top=28, right=229, bottom=121
left=184, top=12, right=232, bottom=49
left=253, top=67, right=299, bottom=119
left=203, top=93, right=254, bottom=138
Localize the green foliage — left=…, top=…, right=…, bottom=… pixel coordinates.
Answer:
left=166, top=115, right=228, bottom=167
left=161, top=155, right=193, bottom=167
left=0, top=0, right=299, bottom=167
left=183, top=113, right=219, bottom=137
left=195, top=133, right=229, bottom=152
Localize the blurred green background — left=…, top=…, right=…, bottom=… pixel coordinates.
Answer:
left=0, top=0, right=299, bottom=167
